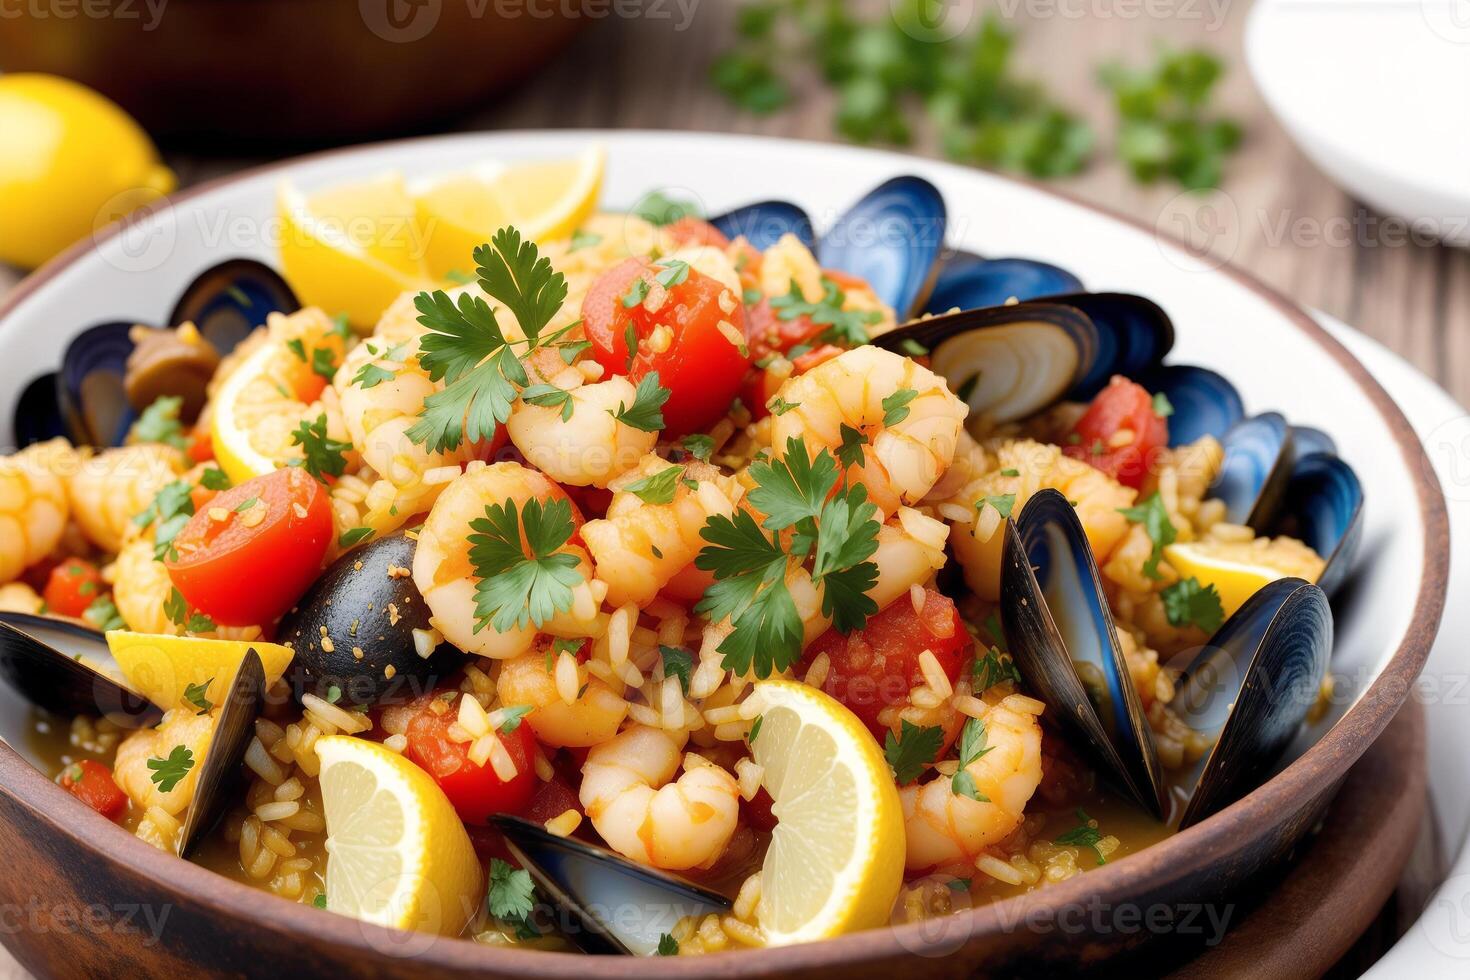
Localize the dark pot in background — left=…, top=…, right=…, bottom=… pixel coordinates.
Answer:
left=0, top=0, right=586, bottom=146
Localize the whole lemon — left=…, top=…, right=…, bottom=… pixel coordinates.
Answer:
left=0, top=74, right=176, bottom=269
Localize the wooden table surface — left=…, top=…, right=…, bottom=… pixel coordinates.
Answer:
left=0, top=2, right=1456, bottom=977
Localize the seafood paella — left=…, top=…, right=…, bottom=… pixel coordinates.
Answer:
left=0, top=150, right=1361, bottom=956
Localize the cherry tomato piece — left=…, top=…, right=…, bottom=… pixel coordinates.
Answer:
left=524, top=774, right=583, bottom=825
left=164, top=466, right=332, bottom=626
left=42, top=559, right=104, bottom=618
left=187, top=428, right=216, bottom=464
left=804, top=588, right=973, bottom=742
left=1062, top=376, right=1169, bottom=489
left=583, top=258, right=749, bottom=437
left=663, top=217, right=731, bottom=250
left=58, top=759, right=127, bottom=820
left=403, top=692, right=538, bottom=824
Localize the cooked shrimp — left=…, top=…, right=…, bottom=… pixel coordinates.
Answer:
left=0, top=442, right=70, bottom=584
left=495, top=648, right=628, bottom=747
left=506, top=371, right=658, bottom=488
left=768, top=346, right=966, bottom=514
left=945, top=438, right=1136, bottom=602
left=412, top=462, right=605, bottom=658
left=113, top=708, right=218, bottom=818
left=579, top=725, right=740, bottom=871
left=65, top=444, right=183, bottom=553
left=0, top=582, right=43, bottom=614
left=900, top=692, right=1044, bottom=871
left=582, top=455, right=744, bottom=608
left=110, top=538, right=261, bottom=639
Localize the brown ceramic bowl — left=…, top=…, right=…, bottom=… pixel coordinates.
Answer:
left=0, top=0, right=586, bottom=144
left=0, top=133, right=1449, bottom=977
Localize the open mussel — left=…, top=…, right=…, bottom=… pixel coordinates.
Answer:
left=709, top=200, right=816, bottom=252
left=177, top=648, right=266, bottom=856
left=15, top=257, right=299, bottom=450
left=1000, top=490, right=1335, bottom=829
left=492, top=814, right=730, bottom=955
left=0, top=612, right=158, bottom=727
left=924, top=253, right=1084, bottom=314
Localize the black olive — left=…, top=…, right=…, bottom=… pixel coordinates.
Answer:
left=277, top=532, right=465, bottom=708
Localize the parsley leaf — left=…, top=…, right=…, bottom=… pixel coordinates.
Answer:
left=622, top=277, right=651, bottom=309
left=655, top=258, right=691, bottom=288
left=770, top=277, right=880, bottom=348
left=497, top=704, right=534, bottom=733
left=486, top=857, right=537, bottom=923
left=681, top=433, right=715, bottom=462
left=337, top=526, right=374, bottom=548
left=311, top=345, right=338, bottom=381
left=623, top=465, right=683, bottom=505
left=184, top=678, right=214, bottom=715
left=165, top=587, right=216, bottom=634
left=979, top=493, right=1016, bottom=519
left=135, top=479, right=196, bottom=561
left=1055, top=807, right=1107, bottom=864
left=289, top=413, right=352, bottom=483
left=610, top=371, right=671, bottom=432
left=568, top=228, right=602, bottom=252
left=881, top=388, right=918, bottom=426
left=657, top=933, right=680, bottom=956
left=951, top=716, right=994, bottom=801
left=885, top=720, right=943, bottom=784
left=746, top=437, right=839, bottom=531
left=634, top=190, right=700, bottom=226
left=132, top=395, right=189, bottom=451
left=520, top=383, right=575, bottom=422
left=1161, top=576, right=1225, bottom=633
left=973, top=647, right=1021, bottom=691
left=811, top=485, right=880, bottom=632
left=147, top=744, right=195, bottom=792
left=82, top=594, right=125, bottom=632
left=199, top=466, right=231, bottom=491
left=694, top=510, right=801, bottom=678
left=1116, top=492, right=1177, bottom=579
left=767, top=396, right=799, bottom=416
left=352, top=360, right=397, bottom=390
left=475, top=227, right=568, bottom=345
left=468, top=497, right=582, bottom=633
left=1152, top=392, right=1174, bottom=418
left=835, top=424, right=868, bottom=469
left=659, top=646, right=694, bottom=695
left=747, top=714, right=763, bottom=743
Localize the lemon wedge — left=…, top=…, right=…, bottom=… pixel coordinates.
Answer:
left=106, top=631, right=294, bottom=713
left=315, top=735, right=482, bottom=936
left=1164, top=537, right=1326, bottom=616
left=412, top=145, right=605, bottom=279
left=745, top=679, right=905, bottom=946
left=277, top=174, right=434, bottom=328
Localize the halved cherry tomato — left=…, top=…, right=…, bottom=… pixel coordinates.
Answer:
left=58, top=759, right=127, bottom=820
left=1062, top=376, right=1169, bottom=489
left=42, top=559, right=104, bottom=618
left=804, top=588, right=973, bottom=742
left=583, top=258, right=749, bottom=436
left=403, top=692, right=538, bottom=824
left=164, top=466, right=332, bottom=626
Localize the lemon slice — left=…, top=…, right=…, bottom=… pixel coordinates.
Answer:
left=745, top=679, right=905, bottom=946
left=413, top=145, right=605, bottom=279
left=1164, top=538, right=1326, bottom=616
left=315, top=735, right=482, bottom=935
left=278, top=174, right=434, bottom=327
left=106, top=631, right=294, bottom=712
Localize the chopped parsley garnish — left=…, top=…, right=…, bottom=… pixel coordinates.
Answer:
left=951, top=716, right=994, bottom=802
left=82, top=594, right=125, bottom=632
left=767, top=396, right=799, bottom=416
left=468, top=497, right=582, bottom=633
left=655, top=258, right=691, bottom=288
left=486, top=858, right=538, bottom=936
left=899, top=338, right=929, bottom=357
left=609, top=371, right=671, bottom=432
left=681, top=433, right=715, bottom=462
left=559, top=340, right=591, bottom=364
left=624, top=466, right=683, bottom=505
left=770, top=277, right=881, bottom=347
left=1000, top=468, right=1019, bottom=478
left=881, top=388, right=918, bottom=426
left=497, top=704, right=534, bottom=733
left=337, top=526, right=374, bottom=548
left=1161, top=576, right=1225, bottom=633
left=165, top=587, right=216, bottom=634
left=289, top=413, right=351, bottom=483
left=184, top=678, right=214, bottom=715
left=407, top=227, right=568, bottom=453
left=132, top=395, right=189, bottom=451
left=622, top=277, right=651, bottom=309
left=568, top=228, right=602, bottom=251
left=1116, top=492, right=1177, bottom=579
left=657, top=933, right=680, bottom=956
left=659, top=646, right=694, bottom=695
left=520, top=383, right=575, bottom=422
left=312, top=893, right=328, bottom=909
left=134, top=480, right=196, bottom=561
left=747, top=714, right=763, bottom=744
left=233, top=496, right=259, bottom=513
left=199, top=466, right=232, bottom=491
left=947, top=878, right=972, bottom=893
left=695, top=438, right=880, bottom=677
left=972, top=647, right=1021, bottom=691
left=147, top=744, right=195, bottom=792
left=286, top=338, right=307, bottom=362
left=1055, top=807, right=1107, bottom=864
left=884, top=720, right=943, bottom=785
left=979, top=493, right=1016, bottom=519
left=352, top=360, right=397, bottom=390
left=835, top=424, right=868, bottom=469
left=326, top=685, right=342, bottom=704
left=634, top=189, right=700, bottom=226
left=311, top=346, right=338, bottom=381
left=1152, top=392, right=1174, bottom=418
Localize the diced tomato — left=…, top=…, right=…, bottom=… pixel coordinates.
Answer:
left=745, top=298, right=823, bottom=364
left=743, top=787, right=778, bottom=833
left=583, top=258, right=750, bottom=436
left=42, top=559, right=104, bottom=618
left=560, top=483, right=610, bottom=524
left=58, top=760, right=127, bottom=820
left=187, top=428, right=216, bottom=464
left=524, top=774, right=583, bottom=826
left=403, top=692, right=538, bottom=824
left=659, top=561, right=716, bottom=607
left=663, top=217, right=731, bottom=250
left=803, top=588, right=973, bottom=742
left=790, top=344, right=844, bottom=374
left=1062, top=376, right=1170, bottom=489
left=164, top=467, right=332, bottom=626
